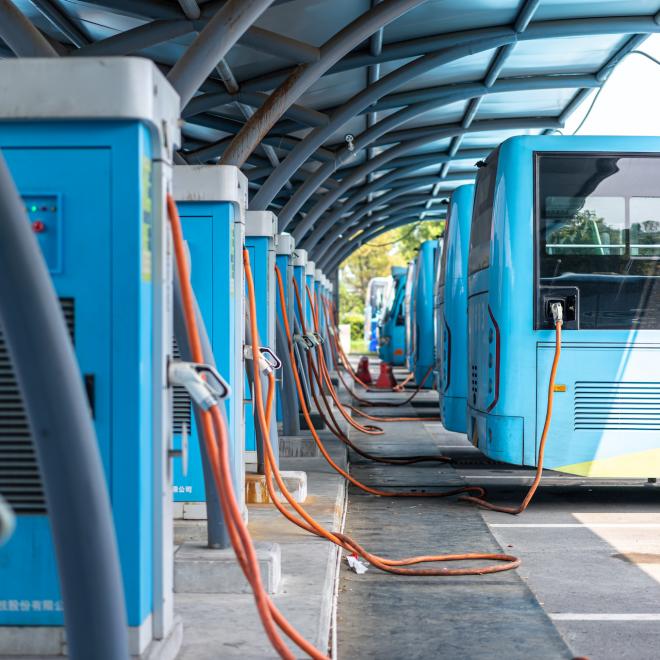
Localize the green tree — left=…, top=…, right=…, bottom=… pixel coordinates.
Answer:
left=338, top=219, right=445, bottom=319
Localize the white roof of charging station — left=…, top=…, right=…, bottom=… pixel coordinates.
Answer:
left=4, top=0, right=659, bottom=268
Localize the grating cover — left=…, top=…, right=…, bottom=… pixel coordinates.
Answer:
left=172, top=337, right=192, bottom=435
left=0, top=298, right=74, bottom=515
left=574, top=381, right=660, bottom=431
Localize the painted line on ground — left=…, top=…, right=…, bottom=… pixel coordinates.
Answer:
left=550, top=613, right=660, bottom=621
left=489, top=523, right=660, bottom=528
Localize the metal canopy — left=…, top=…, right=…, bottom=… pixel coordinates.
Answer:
left=1, top=0, right=659, bottom=269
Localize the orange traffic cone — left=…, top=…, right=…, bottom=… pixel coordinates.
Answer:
left=356, top=356, right=372, bottom=384
left=375, top=362, right=397, bottom=389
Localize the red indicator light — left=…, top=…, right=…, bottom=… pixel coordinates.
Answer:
left=31, top=220, right=46, bottom=233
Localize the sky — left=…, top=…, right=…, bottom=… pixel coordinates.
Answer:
left=564, top=35, right=660, bottom=135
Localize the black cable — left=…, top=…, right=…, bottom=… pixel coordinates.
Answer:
left=572, top=49, right=660, bottom=135
left=365, top=222, right=421, bottom=247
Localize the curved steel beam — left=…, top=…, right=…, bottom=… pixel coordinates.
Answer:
left=274, top=76, right=598, bottom=230
left=280, top=74, right=594, bottom=236
left=329, top=15, right=660, bottom=75
left=322, top=213, right=444, bottom=271
left=218, top=0, right=427, bottom=167
left=73, top=19, right=196, bottom=56
left=301, top=172, right=471, bottom=252
left=250, top=33, right=515, bottom=212
left=190, top=14, right=660, bottom=104
left=167, top=0, right=275, bottom=109
left=294, top=116, right=559, bottom=244
left=312, top=196, right=446, bottom=267
left=0, top=0, right=59, bottom=56
left=183, top=90, right=329, bottom=127
left=297, top=148, right=486, bottom=238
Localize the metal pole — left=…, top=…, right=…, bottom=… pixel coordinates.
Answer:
left=276, top=319, right=300, bottom=436
left=0, top=153, right=129, bottom=659
left=219, top=0, right=427, bottom=167
left=168, top=0, right=275, bottom=109
left=73, top=19, right=195, bottom=57
left=28, top=0, right=89, bottom=47
left=0, top=0, right=59, bottom=56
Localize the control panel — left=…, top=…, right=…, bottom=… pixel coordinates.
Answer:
left=23, top=195, right=61, bottom=273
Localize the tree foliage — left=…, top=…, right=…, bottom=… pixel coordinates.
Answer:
left=338, top=220, right=444, bottom=322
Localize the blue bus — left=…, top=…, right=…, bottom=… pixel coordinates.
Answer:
left=364, top=276, right=389, bottom=352
left=404, top=260, right=415, bottom=372
left=411, top=239, right=439, bottom=388
left=378, top=266, right=407, bottom=365
left=436, top=184, right=474, bottom=432
left=467, top=135, right=660, bottom=478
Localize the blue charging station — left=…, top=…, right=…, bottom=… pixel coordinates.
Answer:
left=244, top=211, right=278, bottom=462
left=0, top=58, right=180, bottom=656
left=305, top=261, right=316, bottom=332
left=293, top=249, right=308, bottom=330
left=275, top=233, right=295, bottom=424
left=172, top=165, right=247, bottom=515
left=314, top=268, right=324, bottom=338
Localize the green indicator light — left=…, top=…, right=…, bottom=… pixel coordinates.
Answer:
left=30, top=205, right=38, bottom=213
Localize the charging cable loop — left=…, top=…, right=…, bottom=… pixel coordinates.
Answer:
left=169, top=360, right=231, bottom=410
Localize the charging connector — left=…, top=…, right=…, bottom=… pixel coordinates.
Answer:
left=550, top=301, right=564, bottom=325
left=169, top=361, right=230, bottom=410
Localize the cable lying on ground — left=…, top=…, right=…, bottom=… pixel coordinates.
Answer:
left=246, top=256, right=520, bottom=577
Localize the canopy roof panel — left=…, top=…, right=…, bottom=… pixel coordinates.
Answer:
left=1, top=0, right=658, bottom=268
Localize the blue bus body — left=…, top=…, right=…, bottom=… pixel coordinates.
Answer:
left=364, top=277, right=388, bottom=352
left=378, top=266, right=407, bottom=365
left=467, top=135, right=660, bottom=477
left=436, top=184, right=474, bottom=432
left=404, top=261, right=415, bottom=371
left=412, top=240, right=438, bottom=387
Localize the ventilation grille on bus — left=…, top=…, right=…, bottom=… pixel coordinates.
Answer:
left=574, top=382, right=660, bottom=431
left=0, top=298, right=74, bottom=515
left=172, top=337, right=191, bottom=435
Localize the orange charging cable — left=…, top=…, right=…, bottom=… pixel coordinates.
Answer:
left=168, top=195, right=326, bottom=660
left=460, top=318, right=563, bottom=515
left=321, top=298, right=436, bottom=407
left=305, top=285, right=441, bottom=423
left=292, top=280, right=450, bottom=464
left=246, top=253, right=519, bottom=576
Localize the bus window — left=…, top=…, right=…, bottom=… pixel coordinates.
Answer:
left=630, top=197, right=660, bottom=258
left=536, top=154, right=660, bottom=329
left=468, top=149, right=499, bottom=275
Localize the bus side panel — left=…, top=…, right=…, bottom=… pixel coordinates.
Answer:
left=537, top=342, right=660, bottom=476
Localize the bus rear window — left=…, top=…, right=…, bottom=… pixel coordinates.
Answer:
left=468, top=149, right=499, bottom=275
left=536, top=153, right=660, bottom=329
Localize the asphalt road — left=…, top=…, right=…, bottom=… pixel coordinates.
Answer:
left=335, top=383, right=660, bottom=660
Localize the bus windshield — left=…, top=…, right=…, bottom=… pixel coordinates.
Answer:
left=536, top=153, right=660, bottom=329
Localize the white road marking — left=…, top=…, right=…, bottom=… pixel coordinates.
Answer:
left=489, top=523, right=660, bottom=528
left=550, top=613, right=660, bottom=621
